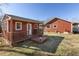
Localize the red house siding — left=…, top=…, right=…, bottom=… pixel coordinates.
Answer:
left=44, top=18, right=72, bottom=33
left=2, top=15, right=40, bottom=46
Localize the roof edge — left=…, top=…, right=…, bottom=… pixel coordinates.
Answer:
left=44, top=17, right=71, bottom=25
left=4, top=14, right=43, bottom=24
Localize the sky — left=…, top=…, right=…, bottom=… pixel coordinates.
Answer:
left=0, top=3, right=79, bottom=22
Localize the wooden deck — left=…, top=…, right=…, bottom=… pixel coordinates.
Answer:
left=31, top=35, right=48, bottom=43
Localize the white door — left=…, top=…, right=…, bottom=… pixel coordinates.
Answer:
left=27, top=24, right=32, bottom=35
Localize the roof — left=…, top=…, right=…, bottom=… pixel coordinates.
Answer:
left=44, top=17, right=71, bottom=25
left=3, top=14, right=43, bottom=24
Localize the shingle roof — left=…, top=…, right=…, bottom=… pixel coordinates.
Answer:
left=3, top=14, right=43, bottom=24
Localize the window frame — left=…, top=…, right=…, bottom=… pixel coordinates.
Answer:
left=15, top=22, right=22, bottom=30
left=39, top=24, right=43, bottom=29
left=46, top=24, right=51, bottom=28
left=34, top=24, right=38, bottom=29
left=52, top=24, right=57, bottom=29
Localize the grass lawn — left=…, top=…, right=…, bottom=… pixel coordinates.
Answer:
left=0, top=34, right=79, bottom=56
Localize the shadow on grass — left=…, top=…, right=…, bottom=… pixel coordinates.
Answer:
left=47, top=36, right=64, bottom=53
left=0, top=49, right=33, bottom=56
left=0, top=36, right=64, bottom=56
left=16, top=36, right=64, bottom=53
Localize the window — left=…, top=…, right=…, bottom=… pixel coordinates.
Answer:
left=15, top=22, right=22, bottom=30
left=34, top=24, right=38, bottom=29
left=46, top=24, right=51, bottom=28
left=39, top=24, right=43, bottom=29
left=54, top=25, right=56, bottom=27
left=39, top=24, right=42, bottom=27
left=53, top=25, right=57, bottom=28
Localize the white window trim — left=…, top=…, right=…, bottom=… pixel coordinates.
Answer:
left=39, top=24, right=43, bottom=29
left=15, top=22, right=22, bottom=30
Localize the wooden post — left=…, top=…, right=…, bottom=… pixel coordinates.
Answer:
left=3, top=20, right=12, bottom=47
left=9, top=20, right=13, bottom=47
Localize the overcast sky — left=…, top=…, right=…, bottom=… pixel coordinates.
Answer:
left=0, top=3, right=79, bottom=22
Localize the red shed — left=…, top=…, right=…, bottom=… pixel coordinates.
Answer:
left=44, top=18, right=72, bottom=34
left=2, top=14, right=42, bottom=46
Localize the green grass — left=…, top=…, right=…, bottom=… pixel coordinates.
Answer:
left=0, top=34, right=79, bottom=56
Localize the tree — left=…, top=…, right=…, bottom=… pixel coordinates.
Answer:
left=0, top=3, right=8, bottom=32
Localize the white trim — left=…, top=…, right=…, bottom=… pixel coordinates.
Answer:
left=8, top=16, right=11, bottom=20
left=29, top=24, right=32, bottom=35
left=7, top=20, right=9, bottom=32
left=15, top=22, right=22, bottom=30
left=6, top=16, right=11, bottom=20
left=27, top=23, right=32, bottom=35
left=27, top=24, right=29, bottom=35
left=39, top=24, right=43, bottom=29
left=71, top=23, right=73, bottom=33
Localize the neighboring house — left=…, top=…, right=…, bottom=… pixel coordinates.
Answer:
left=73, top=22, right=79, bottom=33
left=44, top=18, right=72, bottom=34
left=2, top=14, right=42, bottom=46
